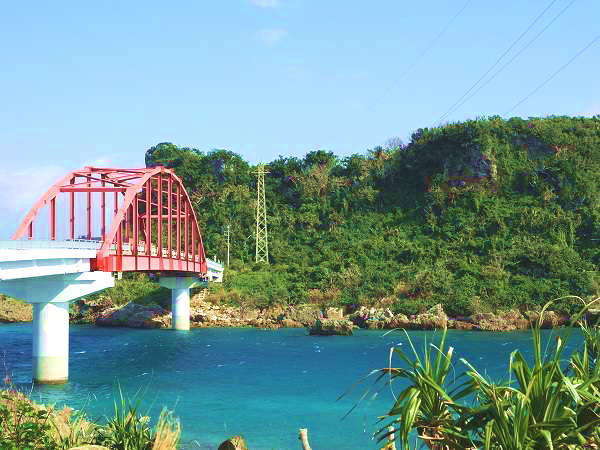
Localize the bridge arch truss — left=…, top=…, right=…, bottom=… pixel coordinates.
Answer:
left=13, top=167, right=207, bottom=275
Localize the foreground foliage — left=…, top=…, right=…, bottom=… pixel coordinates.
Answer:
left=370, top=300, right=600, bottom=449
left=0, top=388, right=180, bottom=449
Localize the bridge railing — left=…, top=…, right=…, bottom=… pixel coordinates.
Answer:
left=1, top=240, right=201, bottom=262
left=113, top=241, right=202, bottom=262
left=0, top=239, right=103, bottom=251
left=206, top=258, right=224, bottom=282
left=207, top=259, right=224, bottom=272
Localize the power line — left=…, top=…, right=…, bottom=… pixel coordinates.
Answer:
left=505, top=34, right=599, bottom=115
left=368, top=0, right=472, bottom=112
left=440, top=0, right=577, bottom=120
left=434, top=0, right=559, bottom=126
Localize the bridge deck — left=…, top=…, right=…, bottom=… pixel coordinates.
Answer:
left=0, top=240, right=223, bottom=281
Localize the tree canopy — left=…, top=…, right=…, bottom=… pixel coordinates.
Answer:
left=145, top=116, right=599, bottom=315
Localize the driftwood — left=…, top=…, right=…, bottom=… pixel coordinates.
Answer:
left=297, top=426, right=397, bottom=450
left=298, top=428, right=311, bottom=450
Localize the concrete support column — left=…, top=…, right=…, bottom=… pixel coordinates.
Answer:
left=32, top=302, right=69, bottom=384
left=159, top=276, right=204, bottom=331
left=0, top=271, right=115, bottom=385
left=171, top=287, right=190, bottom=331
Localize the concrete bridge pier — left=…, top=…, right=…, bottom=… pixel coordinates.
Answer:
left=0, top=271, right=115, bottom=384
left=159, top=276, right=204, bottom=330
left=32, top=302, right=69, bottom=384
left=172, top=287, right=191, bottom=330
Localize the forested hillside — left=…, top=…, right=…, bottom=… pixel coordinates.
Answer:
left=145, top=116, right=599, bottom=315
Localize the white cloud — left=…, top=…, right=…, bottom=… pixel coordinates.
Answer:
left=250, top=0, right=280, bottom=7
left=257, top=28, right=287, bottom=45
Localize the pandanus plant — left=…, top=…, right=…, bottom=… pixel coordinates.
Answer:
left=568, top=314, right=600, bottom=447
left=363, top=298, right=600, bottom=449
left=370, top=330, right=476, bottom=449
left=460, top=311, right=600, bottom=448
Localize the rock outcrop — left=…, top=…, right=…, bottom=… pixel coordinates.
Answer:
left=0, top=296, right=32, bottom=322
left=524, top=310, right=569, bottom=329
left=280, top=318, right=303, bottom=328
left=218, top=436, right=248, bottom=450
left=26, top=294, right=574, bottom=333
left=448, top=319, right=477, bottom=331
left=96, top=303, right=170, bottom=329
left=469, top=310, right=529, bottom=331
left=325, top=307, right=344, bottom=320
left=350, top=304, right=447, bottom=330
left=187, top=302, right=321, bottom=329
left=308, top=319, right=354, bottom=336
left=410, top=304, right=448, bottom=330
left=279, top=304, right=322, bottom=326
left=348, top=306, right=394, bottom=327
left=71, top=297, right=115, bottom=324
left=383, top=313, right=410, bottom=329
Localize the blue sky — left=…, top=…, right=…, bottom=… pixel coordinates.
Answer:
left=0, top=0, right=598, bottom=237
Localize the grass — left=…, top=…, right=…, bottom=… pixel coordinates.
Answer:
left=0, top=385, right=181, bottom=450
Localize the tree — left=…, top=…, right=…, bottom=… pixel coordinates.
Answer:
left=383, top=136, right=404, bottom=150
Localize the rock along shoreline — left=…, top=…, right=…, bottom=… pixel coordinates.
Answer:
left=63, top=296, right=581, bottom=333
left=2, top=294, right=586, bottom=333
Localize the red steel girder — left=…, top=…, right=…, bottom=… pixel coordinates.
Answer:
left=12, top=166, right=207, bottom=276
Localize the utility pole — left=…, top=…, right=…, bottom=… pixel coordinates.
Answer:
left=254, top=164, right=269, bottom=264
left=224, top=224, right=230, bottom=267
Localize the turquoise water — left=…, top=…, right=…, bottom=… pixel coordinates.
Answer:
left=0, top=324, right=582, bottom=449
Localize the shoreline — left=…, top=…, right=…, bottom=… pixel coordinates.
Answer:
left=1, top=296, right=581, bottom=332
left=83, top=300, right=579, bottom=332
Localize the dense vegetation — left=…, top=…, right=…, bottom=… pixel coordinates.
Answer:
left=145, top=116, right=599, bottom=316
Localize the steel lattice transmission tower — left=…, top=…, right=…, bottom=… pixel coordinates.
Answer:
left=254, top=164, right=269, bottom=263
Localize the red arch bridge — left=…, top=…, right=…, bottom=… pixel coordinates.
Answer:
left=0, top=166, right=224, bottom=384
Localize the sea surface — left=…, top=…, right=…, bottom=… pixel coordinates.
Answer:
left=0, top=324, right=583, bottom=449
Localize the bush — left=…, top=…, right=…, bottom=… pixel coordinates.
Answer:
left=0, top=387, right=180, bottom=449
left=0, top=390, right=56, bottom=449
left=87, top=273, right=169, bottom=308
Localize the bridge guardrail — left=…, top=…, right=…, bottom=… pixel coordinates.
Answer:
left=1, top=241, right=221, bottom=274
left=206, top=259, right=224, bottom=272
left=0, top=239, right=103, bottom=250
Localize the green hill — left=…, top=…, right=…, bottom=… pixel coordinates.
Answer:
left=145, top=116, right=599, bottom=315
